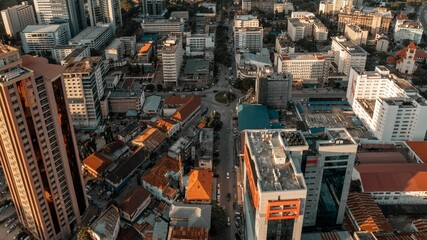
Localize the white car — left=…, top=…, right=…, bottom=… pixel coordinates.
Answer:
left=226, top=172, right=230, bottom=179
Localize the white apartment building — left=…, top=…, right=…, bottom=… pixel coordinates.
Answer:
left=118, top=36, right=137, bottom=56
left=236, top=53, right=272, bottom=79
left=234, top=15, right=263, bottom=52
left=273, top=2, right=294, bottom=14
left=21, top=24, right=71, bottom=54
left=243, top=130, right=308, bottom=240
left=319, top=1, right=334, bottom=14
left=33, top=0, right=86, bottom=36
left=87, top=0, right=122, bottom=32
left=255, top=70, right=292, bottom=109
left=69, top=24, right=114, bottom=51
left=331, top=36, right=368, bottom=75
left=347, top=66, right=427, bottom=141
left=63, top=57, right=106, bottom=129
left=1, top=2, right=36, bottom=38
left=288, top=18, right=305, bottom=41
left=185, top=33, right=215, bottom=56
left=105, top=39, right=125, bottom=61
left=394, top=20, right=424, bottom=44
left=52, top=45, right=91, bottom=64
left=276, top=53, right=332, bottom=85
left=141, top=18, right=184, bottom=33
left=275, top=34, right=295, bottom=55
left=344, top=24, right=368, bottom=45
left=376, top=34, right=389, bottom=52
left=234, top=15, right=260, bottom=28
left=142, top=0, right=166, bottom=17
left=313, top=23, right=328, bottom=41
left=162, top=35, right=184, bottom=86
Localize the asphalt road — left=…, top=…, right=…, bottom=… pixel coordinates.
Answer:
left=418, top=3, right=427, bottom=32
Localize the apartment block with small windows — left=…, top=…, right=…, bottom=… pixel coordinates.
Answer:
left=394, top=20, right=424, bottom=44
left=1, top=2, right=36, bottom=38
left=347, top=66, right=427, bottom=141
left=21, top=24, right=71, bottom=54
left=161, top=35, right=184, bottom=86
left=233, top=15, right=263, bottom=52
left=338, top=8, right=392, bottom=35
left=0, top=45, right=87, bottom=240
left=331, top=36, right=368, bottom=75
left=344, top=24, right=369, bottom=45
left=243, top=129, right=308, bottom=240
left=63, top=57, right=106, bottom=129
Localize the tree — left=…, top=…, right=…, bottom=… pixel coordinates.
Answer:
left=77, top=227, right=91, bottom=240
left=145, top=84, right=155, bottom=92
left=209, top=206, right=227, bottom=237
left=156, top=84, right=164, bottom=92
left=402, top=39, right=411, bottom=47
left=407, top=12, right=417, bottom=20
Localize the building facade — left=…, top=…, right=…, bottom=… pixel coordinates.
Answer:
left=0, top=45, right=87, bottom=240
left=87, top=0, right=122, bottom=32
left=21, top=24, right=71, bottom=54
left=142, top=0, right=166, bottom=17
left=243, top=129, right=307, bottom=240
left=234, top=15, right=263, bottom=52
left=394, top=20, right=424, bottom=44
left=347, top=66, right=427, bottom=141
left=185, top=33, right=215, bottom=56
left=344, top=24, right=368, bottom=45
left=331, top=36, right=368, bottom=75
left=255, top=70, right=292, bottom=109
left=161, top=35, right=184, bottom=86
left=63, top=57, right=106, bottom=129
left=1, top=2, right=36, bottom=38
left=69, top=24, right=114, bottom=51
left=338, top=8, right=392, bottom=35
left=141, top=19, right=184, bottom=33
left=33, top=0, right=86, bottom=36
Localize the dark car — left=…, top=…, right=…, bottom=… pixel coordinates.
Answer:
left=226, top=193, right=231, bottom=201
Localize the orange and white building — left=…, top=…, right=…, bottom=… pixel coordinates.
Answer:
left=387, top=42, right=427, bottom=75
left=242, top=129, right=308, bottom=240
left=185, top=169, right=213, bottom=204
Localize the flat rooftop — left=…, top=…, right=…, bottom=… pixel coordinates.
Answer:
left=184, top=59, right=210, bottom=75
left=245, top=130, right=306, bottom=192
left=323, top=128, right=356, bottom=145
left=22, top=24, right=64, bottom=33
left=333, top=36, right=368, bottom=55
left=281, top=53, right=326, bottom=61
left=70, top=26, right=110, bottom=42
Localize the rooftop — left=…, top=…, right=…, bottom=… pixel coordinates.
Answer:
left=199, top=128, right=213, bottom=159
left=170, top=96, right=201, bottom=122
left=64, top=58, right=97, bottom=74
left=169, top=137, right=191, bottom=154
left=22, top=24, right=64, bottom=33
left=184, top=59, right=210, bottom=75
left=106, top=39, right=123, bottom=50
left=356, top=163, right=427, bottom=192
left=142, top=155, right=180, bottom=190
left=186, top=169, right=213, bottom=202
left=406, top=141, right=427, bottom=163
left=132, top=128, right=166, bottom=152
left=289, top=18, right=303, bottom=27
left=143, top=95, right=162, bottom=112
left=237, top=104, right=270, bottom=131
left=169, top=203, right=212, bottom=229
left=162, top=35, right=181, bottom=54
left=168, top=226, right=209, bottom=239
left=70, top=25, right=111, bottom=42
left=119, top=186, right=151, bottom=217
left=245, top=130, right=306, bottom=192
left=346, top=192, right=394, bottom=233
left=21, top=55, right=64, bottom=81
left=333, top=36, right=368, bottom=55
left=398, top=20, right=423, bottom=29
left=109, top=90, right=142, bottom=99
left=281, top=53, right=327, bottom=61
left=90, top=205, right=120, bottom=239
left=83, top=152, right=113, bottom=176
left=138, top=43, right=152, bottom=54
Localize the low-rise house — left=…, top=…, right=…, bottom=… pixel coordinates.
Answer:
left=119, top=187, right=151, bottom=222
left=197, top=128, right=213, bottom=171
left=89, top=205, right=120, bottom=240
left=142, top=95, right=162, bottom=116
left=153, top=118, right=180, bottom=138
left=169, top=137, right=192, bottom=161
left=186, top=169, right=212, bottom=204
left=169, top=203, right=211, bottom=229
left=163, top=95, right=201, bottom=127
left=118, top=123, right=144, bottom=143
left=132, top=127, right=167, bottom=152
left=142, top=156, right=182, bottom=204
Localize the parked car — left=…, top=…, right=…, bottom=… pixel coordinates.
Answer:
left=226, top=193, right=231, bottom=201
left=7, top=223, right=17, bottom=233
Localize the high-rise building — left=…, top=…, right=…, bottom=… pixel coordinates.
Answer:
left=0, top=45, right=87, bottom=240
left=1, top=2, right=36, bottom=38
left=331, top=36, right=368, bottom=75
left=87, top=0, right=122, bottom=32
left=161, top=34, right=184, bottom=86
left=63, top=57, right=106, bottom=129
left=255, top=70, right=292, bottom=109
left=234, top=15, right=263, bottom=52
left=338, top=8, right=392, bottom=35
left=347, top=66, right=427, bottom=141
left=288, top=18, right=305, bottom=41
left=394, top=20, right=424, bottom=45
left=33, top=0, right=86, bottom=36
left=243, top=129, right=308, bottom=240
left=301, top=128, right=357, bottom=226
left=69, top=24, right=114, bottom=51
left=20, top=24, right=71, bottom=54
left=344, top=24, right=369, bottom=45
left=142, top=0, right=166, bottom=17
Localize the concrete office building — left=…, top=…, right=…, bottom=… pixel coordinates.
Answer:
left=344, top=24, right=369, bottom=45
left=243, top=129, right=307, bottom=240
left=319, top=1, right=334, bottom=14
left=69, top=24, right=114, bottom=51
left=234, top=15, right=260, bottom=28
left=273, top=2, right=294, bottom=14
left=276, top=53, right=331, bottom=85
left=142, top=0, right=166, bottom=17
left=0, top=45, right=87, bottom=240
left=255, top=70, right=292, bottom=109
left=52, top=45, right=90, bottom=63
left=338, top=8, right=392, bottom=35
left=185, top=33, right=215, bottom=56
left=302, top=128, right=357, bottom=226
left=275, top=34, right=295, bottom=55
left=314, top=23, right=329, bottom=41
left=1, top=2, right=36, bottom=38
left=33, top=0, right=86, bottom=36
left=63, top=57, right=106, bottom=129
left=161, top=35, right=184, bottom=86
left=141, top=18, right=184, bottom=33
left=394, top=20, right=424, bottom=44
left=234, top=15, right=263, bottom=52
left=87, top=0, right=122, bottom=32
left=288, top=18, right=305, bottom=41
left=105, top=39, right=125, bottom=61
left=347, top=66, right=427, bottom=141
left=21, top=24, right=71, bottom=54
left=331, top=36, right=368, bottom=75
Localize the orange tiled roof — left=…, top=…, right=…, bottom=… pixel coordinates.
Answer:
left=346, top=192, right=394, bottom=233
left=171, top=96, right=201, bottom=122
left=391, top=42, right=427, bottom=65
left=406, top=141, right=427, bottom=163
left=138, top=43, right=152, bottom=54
left=154, top=118, right=178, bottom=134
left=186, top=169, right=212, bottom=202
left=163, top=186, right=178, bottom=199
left=83, top=152, right=112, bottom=175
left=132, top=128, right=166, bottom=152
